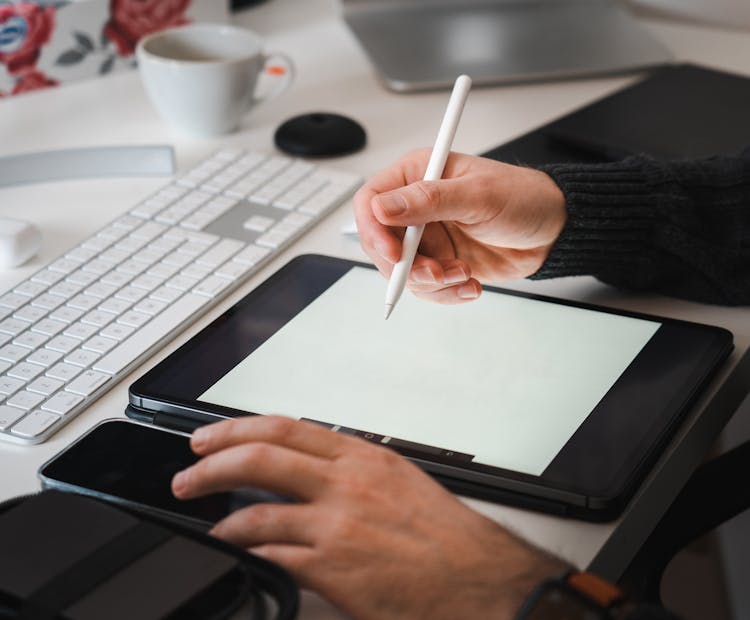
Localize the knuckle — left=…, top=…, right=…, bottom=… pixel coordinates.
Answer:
left=245, top=503, right=276, bottom=527
left=327, top=512, right=358, bottom=540
left=376, top=445, right=401, bottom=467
left=413, top=180, right=441, bottom=210
left=262, top=415, right=295, bottom=441
left=406, top=147, right=430, bottom=162
left=238, top=442, right=272, bottom=468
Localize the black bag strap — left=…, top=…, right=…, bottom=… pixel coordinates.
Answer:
left=0, top=492, right=299, bottom=620
left=23, top=521, right=171, bottom=620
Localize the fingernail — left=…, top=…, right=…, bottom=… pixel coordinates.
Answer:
left=458, top=283, right=479, bottom=299
left=172, top=470, right=187, bottom=495
left=413, top=266, right=436, bottom=283
left=443, top=266, right=467, bottom=284
left=375, top=192, right=407, bottom=216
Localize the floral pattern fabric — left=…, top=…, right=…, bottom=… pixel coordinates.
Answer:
left=0, top=0, right=216, bottom=97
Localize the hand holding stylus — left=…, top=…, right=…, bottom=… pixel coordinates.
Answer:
left=383, top=74, right=472, bottom=319
left=353, top=151, right=567, bottom=307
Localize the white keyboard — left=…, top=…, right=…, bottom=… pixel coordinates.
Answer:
left=0, top=149, right=361, bottom=444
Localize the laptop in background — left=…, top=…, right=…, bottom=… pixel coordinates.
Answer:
left=341, top=0, right=672, bottom=92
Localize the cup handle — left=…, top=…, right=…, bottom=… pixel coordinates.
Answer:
left=252, top=52, right=295, bottom=107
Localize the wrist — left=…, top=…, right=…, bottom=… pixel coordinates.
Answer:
left=478, top=526, right=572, bottom=618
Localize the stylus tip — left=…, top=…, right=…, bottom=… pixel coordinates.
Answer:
left=384, top=304, right=393, bottom=320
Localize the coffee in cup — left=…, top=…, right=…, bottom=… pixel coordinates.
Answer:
left=136, top=23, right=294, bottom=136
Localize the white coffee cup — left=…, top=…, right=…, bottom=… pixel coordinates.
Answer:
left=136, top=24, right=294, bottom=136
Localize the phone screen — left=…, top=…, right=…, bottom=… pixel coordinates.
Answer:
left=39, top=420, right=286, bottom=527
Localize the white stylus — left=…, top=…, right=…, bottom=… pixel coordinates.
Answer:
left=383, top=74, right=472, bottom=320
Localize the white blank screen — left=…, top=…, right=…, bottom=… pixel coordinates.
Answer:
left=200, top=267, right=660, bottom=475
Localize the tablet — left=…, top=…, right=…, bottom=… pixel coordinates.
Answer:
left=128, top=254, right=733, bottom=521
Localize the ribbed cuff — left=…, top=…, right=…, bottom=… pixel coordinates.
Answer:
left=530, top=156, right=678, bottom=280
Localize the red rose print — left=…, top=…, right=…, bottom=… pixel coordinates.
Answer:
left=0, top=3, right=55, bottom=75
left=11, top=69, right=58, bottom=95
left=104, top=0, right=192, bottom=57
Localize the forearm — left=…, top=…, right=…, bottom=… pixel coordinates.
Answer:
left=533, top=150, right=750, bottom=305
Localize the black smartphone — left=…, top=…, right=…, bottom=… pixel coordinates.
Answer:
left=37, top=418, right=288, bottom=529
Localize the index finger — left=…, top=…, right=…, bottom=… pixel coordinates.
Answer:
left=359, top=148, right=432, bottom=196
left=353, top=150, right=432, bottom=267
left=191, top=415, right=360, bottom=459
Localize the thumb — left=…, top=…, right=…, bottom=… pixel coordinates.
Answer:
left=371, top=178, right=478, bottom=226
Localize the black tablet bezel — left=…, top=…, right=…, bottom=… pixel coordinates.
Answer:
left=129, top=254, right=733, bottom=521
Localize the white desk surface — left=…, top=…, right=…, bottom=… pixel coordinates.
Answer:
left=2, top=1, right=750, bottom=617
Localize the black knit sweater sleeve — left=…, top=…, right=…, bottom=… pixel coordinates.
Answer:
left=532, top=149, right=750, bottom=305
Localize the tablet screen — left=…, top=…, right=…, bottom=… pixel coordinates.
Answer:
left=199, top=267, right=660, bottom=476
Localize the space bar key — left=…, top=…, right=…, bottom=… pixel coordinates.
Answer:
left=93, top=293, right=210, bottom=376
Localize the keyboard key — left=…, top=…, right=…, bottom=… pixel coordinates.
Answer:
left=45, top=335, right=81, bottom=354
left=11, top=410, right=60, bottom=438
left=30, top=270, right=65, bottom=286
left=0, top=318, right=29, bottom=336
left=196, top=239, right=245, bottom=268
left=48, top=281, right=83, bottom=299
left=99, top=323, right=135, bottom=342
left=27, top=376, right=64, bottom=396
left=80, top=257, right=115, bottom=275
left=243, top=215, right=275, bottom=232
left=193, top=276, right=232, bottom=298
left=63, top=322, right=98, bottom=341
left=164, top=275, right=199, bottom=292
left=80, top=236, right=112, bottom=252
left=13, top=332, right=48, bottom=350
left=133, top=299, right=167, bottom=316
left=64, top=348, right=101, bottom=368
left=42, top=391, right=84, bottom=416
left=65, top=370, right=110, bottom=396
left=115, top=286, right=148, bottom=303
left=14, top=281, right=46, bottom=297
left=14, top=305, right=47, bottom=323
left=0, top=376, right=25, bottom=395
left=95, top=292, right=209, bottom=375
left=82, top=336, right=118, bottom=355
left=180, top=265, right=212, bottom=280
left=66, top=270, right=99, bottom=287
left=97, top=298, right=132, bottom=315
left=100, top=270, right=133, bottom=287
left=48, top=258, right=79, bottom=274
left=0, top=293, right=29, bottom=311
left=50, top=305, right=86, bottom=325
left=0, top=345, right=28, bottom=363
left=147, top=262, right=180, bottom=279
left=233, top=245, right=270, bottom=265
left=0, top=405, right=26, bottom=430
left=30, top=294, right=65, bottom=311
left=150, top=285, right=183, bottom=304
left=32, top=319, right=68, bottom=336
left=26, top=349, right=63, bottom=368
left=256, top=229, right=292, bottom=249
left=65, top=246, right=98, bottom=263
left=8, top=362, right=44, bottom=381
left=67, top=294, right=99, bottom=312
left=117, top=310, right=151, bottom=329
left=84, top=282, right=118, bottom=299
left=46, top=362, right=83, bottom=382
left=80, top=310, right=114, bottom=328
left=7, top=390, right=45, bottom=411
left=215, top=261, right=252, bottom=281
